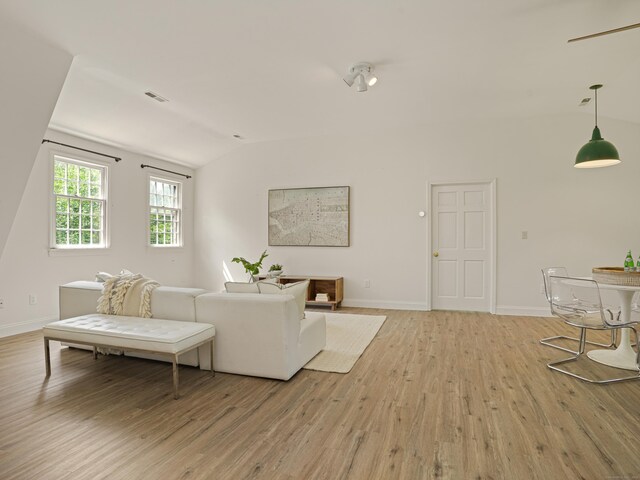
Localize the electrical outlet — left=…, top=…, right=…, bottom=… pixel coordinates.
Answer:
left=29, top=294, right=37, bottom=305
left=521, top=231, right=528, bottom=240
left=364, top=279, right=371, bottom=288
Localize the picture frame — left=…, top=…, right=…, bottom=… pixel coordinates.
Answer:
left=268, top=186, right=350, bottom=247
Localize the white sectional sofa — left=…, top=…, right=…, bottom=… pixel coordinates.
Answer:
left=58, top=281, right=326, bottom=380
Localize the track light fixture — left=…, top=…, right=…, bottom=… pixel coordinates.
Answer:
left=343, top=62, right=377, bottom=92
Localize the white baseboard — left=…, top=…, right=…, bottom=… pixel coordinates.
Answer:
left=0, top=315, right=58, bottom=338
left=343, top=300, right=550, bottom=317
left=342, top=298, right=428, bottom=311
left=495, top=306, right=551, bottom=317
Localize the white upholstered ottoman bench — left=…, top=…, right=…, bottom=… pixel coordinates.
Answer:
left=43, top=314, right=216, bottom=399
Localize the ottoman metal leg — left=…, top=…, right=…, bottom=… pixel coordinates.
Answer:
left=210, top=339, right=215, bottom=377
left=172, top=355, right=179, bottom=400
left=44, top=337, right=51, bottom=377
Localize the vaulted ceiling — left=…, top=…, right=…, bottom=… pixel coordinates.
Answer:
left=2, top=0, right=639, bottom=167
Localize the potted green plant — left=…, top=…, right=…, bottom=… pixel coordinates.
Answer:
left=268, top=263, right=283, bottom=278
left=231, top=250, right=268, bottom=282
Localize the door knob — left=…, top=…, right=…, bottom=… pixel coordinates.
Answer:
left=433, top=251, right=439, bottom=257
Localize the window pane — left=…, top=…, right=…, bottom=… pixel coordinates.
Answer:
left=54, top=179, right=66, bottom=195
left=68, top=164, right=78, bottom=181
left=67, top=182, right=77, bottom=196
left=81, top=231, right=91, bottom=244
left=90, top=184, right=100, bottom=197
left=56, top=197, right=69, bottom=213
left=92, top=231, right=101, bottom=244
left=56, top=214, right=68, bottom=229
left=90, top=169, right=100, bottom=182
left=91, top=216, right=101, bottom=229
left=78, top=181, right=89, bottom=197
left=70, top=199, right=80, bottom=213
left=81, top=215, right=91, bottom=229
left=81, top=201, right=91, bottom=215
left=69, top=230, right=79, bottom=244
left=69, top=215, right=80, bottom=229
left=56, top=230, right=68, bottom=245
left=54, top=161, right=66, bottom=178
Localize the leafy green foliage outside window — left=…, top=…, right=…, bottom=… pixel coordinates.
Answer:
left=52, top=156, right=106, bottom=248
left=149, top=178, right=181, bottom=246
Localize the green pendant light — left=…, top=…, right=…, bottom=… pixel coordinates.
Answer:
left=575, top=84, right=621, bottom=168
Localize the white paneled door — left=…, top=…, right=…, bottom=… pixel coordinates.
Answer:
left=430, top=181, right=495, bottom=312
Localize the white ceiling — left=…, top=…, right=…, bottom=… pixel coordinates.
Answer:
left=2, top=0, right=640, bottom=167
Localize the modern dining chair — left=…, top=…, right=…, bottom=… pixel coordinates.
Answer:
left=540, top=267, right=616, bottom=354
left=547, top=275, right=640, bottom=384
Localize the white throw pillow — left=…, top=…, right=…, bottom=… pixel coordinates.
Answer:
left=95, top=271, right=114, bottom=282
left=257, top=280, right=309, bottom=320
left=225, top=282, right=260, bottom=294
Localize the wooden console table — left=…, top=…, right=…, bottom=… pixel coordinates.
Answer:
left=259, top=275, right=343, bottom=310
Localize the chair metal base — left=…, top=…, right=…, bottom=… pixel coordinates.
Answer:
left=540, top=330, right=617, bottom=355
left=548, top=355, right=640, bottom=384
left=547, top=327, right=640, bottom=384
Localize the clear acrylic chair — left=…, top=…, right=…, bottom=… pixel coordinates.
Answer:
left=540, top=267, right=616, bottom=354
left=547, top=275, right=640, bottom=384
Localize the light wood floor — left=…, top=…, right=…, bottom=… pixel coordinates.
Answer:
left=1, top=309, right=639, bottom=480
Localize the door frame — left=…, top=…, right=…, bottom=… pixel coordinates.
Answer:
left=426, top=179, right=497, bottom=314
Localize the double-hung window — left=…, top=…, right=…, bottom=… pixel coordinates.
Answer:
left=52, top=155, right=107, bottom=249
left=149, top=177, right=182, bottom=246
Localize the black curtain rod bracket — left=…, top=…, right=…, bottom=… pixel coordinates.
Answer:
left=42, top=139, right=122, bottom=162
left=141, top=164, right=191, bottom=179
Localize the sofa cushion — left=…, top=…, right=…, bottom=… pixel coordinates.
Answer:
left=225, top=282, right=260, bottom=293
left=257, top=280, right=309, bottom=320
left=95, top=271, right=114, bottom=282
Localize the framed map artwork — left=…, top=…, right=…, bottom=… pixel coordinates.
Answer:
left=268, top=186, right=350, bottom=247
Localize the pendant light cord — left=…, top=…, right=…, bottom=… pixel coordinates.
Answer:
left=594, top=87, right=598, bottom=127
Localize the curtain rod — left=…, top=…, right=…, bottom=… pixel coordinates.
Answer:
left=141, top=164, right=192, bottom=179
left=42, top=139, right=122, bottom=162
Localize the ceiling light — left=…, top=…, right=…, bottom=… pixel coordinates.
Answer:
left=574, top=84, right=621, bottom=169
left=343, top=71, right=358, bottom=87
left=364, top=72, right=378, bottom=86
left=343, top=62, right=377, bottom=92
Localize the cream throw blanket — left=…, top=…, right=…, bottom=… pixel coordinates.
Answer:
left=97, top=273, right=160, bottom=318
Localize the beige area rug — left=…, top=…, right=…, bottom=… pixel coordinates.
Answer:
left=303, top=313, right=387, bottom=373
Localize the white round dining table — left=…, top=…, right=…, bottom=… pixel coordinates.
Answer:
left=588, top=281, right=639, bottom=370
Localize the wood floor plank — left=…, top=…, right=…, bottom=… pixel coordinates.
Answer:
left=1, top=309, right=639, bottom=479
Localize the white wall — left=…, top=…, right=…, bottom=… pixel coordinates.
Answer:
left=0, top=18, right=72, bottom=258
left=194, top=114, right=640, bottom=314
left=0, top=130, right=196, bottom=337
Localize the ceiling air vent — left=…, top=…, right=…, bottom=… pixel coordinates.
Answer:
left=144, top=91, right=168, bottom=103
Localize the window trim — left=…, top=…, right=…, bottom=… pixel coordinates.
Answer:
left=147, top=174, right=183, bottom=248
left=49, top=151, right=110, bottom=252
